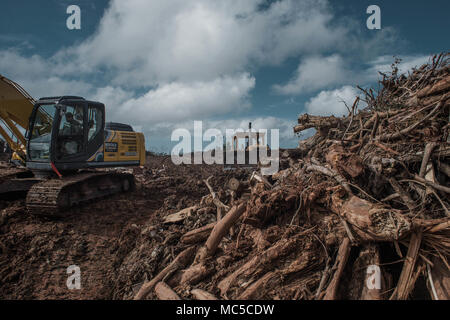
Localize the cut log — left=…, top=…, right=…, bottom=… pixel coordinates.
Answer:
left=218, top=236, right=301, bottom=296
left=238, top=272, right=280, bottom=300
left=163, top=206, right=198, bottom=224
left=323, top=237, right=351, bottom=300
left=390, top=232, right=422, bottom=300
left=294, top=114, right=342, bottom=135
left=417, top=75, right=450, bottom=98
left=205, top=203, right=247, bottom=256
left=419, top=142, right=438, bottom=178
left=180, top=263, right=213, bottom=286
left=191, top=289, right=218, bottom=300
left=134, top=246, right=196, bottom=300
left=154, top=282, right=181, bottom=300
left=180, top=223, right=216, bottom=244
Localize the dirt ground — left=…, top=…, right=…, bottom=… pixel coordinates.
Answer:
left=0, top=154, right=234, bottom=299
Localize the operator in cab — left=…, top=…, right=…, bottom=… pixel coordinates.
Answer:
left=60, top=112, right=82, bottom=155
left=61, top=112, right=81, bottom=135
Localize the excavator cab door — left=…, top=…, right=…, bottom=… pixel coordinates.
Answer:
left=54, top=100, right=105, bottom=164
left=54, top=101, right=87, bottom=162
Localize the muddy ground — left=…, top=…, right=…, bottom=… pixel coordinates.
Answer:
left=0, top=154, right=235, bottom=299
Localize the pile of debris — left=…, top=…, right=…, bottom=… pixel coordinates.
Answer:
left=111, top=53, right=449, bottom=300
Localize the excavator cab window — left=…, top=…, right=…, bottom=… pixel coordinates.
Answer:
left=88, top=105, right=102, bottom=141
left=28, top=104, right=56, bottom=161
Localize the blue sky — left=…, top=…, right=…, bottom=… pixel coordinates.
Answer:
left=0, top=0, right=448, bottom=152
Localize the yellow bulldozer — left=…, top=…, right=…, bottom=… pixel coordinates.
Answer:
left=0, top=74, right=146, bottom=215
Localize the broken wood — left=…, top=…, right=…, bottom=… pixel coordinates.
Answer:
left=204, top=176, right=229, bottom=220
left=180, top=223, right=216, bottom=244
left=419, top=142, right=438, bottom=178
left=331, top=194, right=412, bottom=242
left=379, top=102, right=443, bottom=142
left=349, top=244, right=385, bottom=300
left=388, top=178, right=416, bottom=212
left=238, top=272, right=280, bottom=299
left=413, top=174, right=450, bottom=194
left=204, top=203, right=246, bottom=257
left=227, top=178, right=249, bottom=192
left=190, top=289, right=218, bottom=300
left=180, top=263, right=213, bottom=286
left=390, top=232, right=422, bottom=300
left=154, top=282, right=181, bottom=300
left=294, top=114, right=342, bottom=136
left=134, top=246, right=196, bottom=300
left=250, top=171, right=272, bottom=188
left=163, top=206, right=198, bottom=224
left=218, top=236, right=301, bottom=296
left=323, top=237, right=351, bottom=300
left=427, top=257, right=450, bottom=300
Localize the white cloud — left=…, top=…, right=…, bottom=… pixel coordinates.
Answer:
left=0, top=50, right=93, bottom=98
left=56, top=0, right=346, bottom=86
left=107, top=73, right=255, bottom=125
left=274, top=54, right=430, bottom=97
left=305, top=85, right=360, bottom=116
left=273, top=54, right=348, bottom=95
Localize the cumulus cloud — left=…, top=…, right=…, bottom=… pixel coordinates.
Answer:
left=273, top=54, right=348, bottom=95
left=107, top=73, right=256, bottom=125
left=56, top=0, right=346, bottom=86
left=0, top=50, right=93, bottom=98
left=305, top=85, right=361, bottom=116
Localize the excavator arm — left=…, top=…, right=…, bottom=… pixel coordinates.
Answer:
left=0, top=74, right=36, bottom=163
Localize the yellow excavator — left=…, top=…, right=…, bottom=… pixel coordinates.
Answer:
left=0, top=74, right=146, bottom=215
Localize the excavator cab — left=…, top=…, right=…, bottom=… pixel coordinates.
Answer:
left=26, top=96, right=104, bottom=171
left=26, top=96, right=145, bottom=173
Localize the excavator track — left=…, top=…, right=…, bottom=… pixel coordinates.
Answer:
left=26, top=171, right=135, bottom=216
left=0, top=166, right=36, bottom=199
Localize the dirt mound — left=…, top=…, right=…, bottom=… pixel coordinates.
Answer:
left=125, top=53, right=449, bottom=301
left=0, top=155, right=242, bottom=299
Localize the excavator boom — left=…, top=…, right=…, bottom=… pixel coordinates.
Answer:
left=0, top=74, right=35, bottom=161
